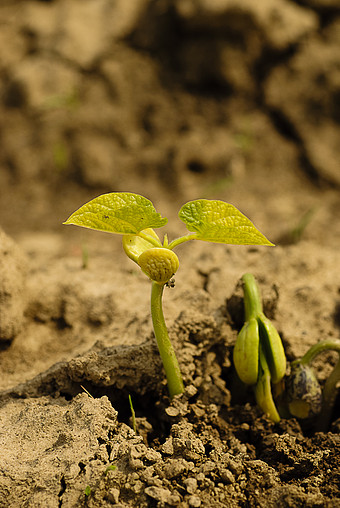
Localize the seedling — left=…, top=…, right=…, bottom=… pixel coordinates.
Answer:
left=129, top=394, right=137, bottom=434
left=64, top=192, right=273, bottom=397
left=105, top=464, right=117, bottom=475
left=286, top=339, right=340, bottom=431
left=233, top=273, right=286, bottom=422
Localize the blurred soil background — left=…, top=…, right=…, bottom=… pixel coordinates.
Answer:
left=0, top=0, right=340, bottom=507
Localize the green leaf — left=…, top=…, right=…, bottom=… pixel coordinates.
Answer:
left=63, top=192, right=168, bottom=235
left=179, top=199, right=274, bottom=246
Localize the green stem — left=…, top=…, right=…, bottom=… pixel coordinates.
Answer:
left=254, top=342, right=280, bottom=423
left=137, top=231, right=162, bottom=247
left=298, top=339, right=340, bottom=366
left=150, top=281, right=184, bottom=397
left=317, top=356, right=340, bottom=431
left=168, top=233, right=198, bottom=250
left=242, top=273, right=263, bottom=321
left=128, top=394, right=137, bottom=434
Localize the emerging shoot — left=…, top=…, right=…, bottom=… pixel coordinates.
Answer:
left=129, top=394, right=137, bottom=434
left=286, top=339, right=340, bottom=431
left=233, top=273, right=286, bottom=422
left=64, top=192, right=273, bottom=397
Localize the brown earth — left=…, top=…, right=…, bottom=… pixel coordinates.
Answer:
left=0, top=1, right=340, bottom=506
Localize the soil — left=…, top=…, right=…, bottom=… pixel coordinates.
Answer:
left=1, top=1, right=340, bottom=507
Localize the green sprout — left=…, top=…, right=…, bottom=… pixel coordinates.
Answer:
left=105, top=464, right=117, bottom=475
left=233, top=273, right=286, bottom=422
left=129, top=394, right=137, bottom=434
left=286, top=339, right=340, bottom=431
left=64, top=192, right=273, bottom=397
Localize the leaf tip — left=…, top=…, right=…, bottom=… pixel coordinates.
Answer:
left=62, top=217, right=74, bottom=226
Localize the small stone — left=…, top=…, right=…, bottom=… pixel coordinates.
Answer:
left=226, top=458, right=243, bottom=476
left=191, top=405, right=205, bottom=419
left=196, top=473, right=205, bottom=483
left=128, top=457, right=144, bottom=470
left=220, top=468, right=235, bottom=484
left=161, top=437, right=174, bottom=455
left=132, top=481, right=143, bottom=494
left=240, top=423, right=250, bottom=431
left=200, top=460, right=216, bottom=474
left=168, top=492, right=182, bottom=506
left=128, top=472, right=139, bottom=482
left=165, top=407, right=180, bottom=417
left=106, top=488, right=120, bottom=504
left=163, top=459, right=188, bottom=479
left=184, top=477, right=197, bottom=494
left=185, top=385, right=198, bottom=398
left=188, top=495, right=201, bottom=507
left=145, top=486, right=172, bottom=503
left=145, top=449, right=162, bottom=464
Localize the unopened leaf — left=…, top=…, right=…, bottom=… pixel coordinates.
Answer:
left=179, top=199, right=273, bottom=246
left=63, top=192, right=167, bottom=235
left=123, top=228, right=161, bottom=263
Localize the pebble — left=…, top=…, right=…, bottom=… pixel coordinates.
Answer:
left=145, top=486, right=172, bottom=503
left=188, top=495, right=201, bottom=507
left=184, top=477, right=198, bottom=494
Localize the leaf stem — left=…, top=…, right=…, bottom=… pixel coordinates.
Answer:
left=150, top=281, right=184, bottom=397
left=168, top=233, right=198, bottom=250
left=137, top=231, right=162, bottom=247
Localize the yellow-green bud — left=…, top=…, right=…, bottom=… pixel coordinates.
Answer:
left=233, top=318, right=259, bottom=385
left=138, top=248, right=179, bottom=285
left=122, top=228, right=161, bottom=263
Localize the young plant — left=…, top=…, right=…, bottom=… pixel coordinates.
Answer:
left=233, top=273, right=286, bottom=422
left=64, top=192, right=273, bottom=397
left=105, top=464, right=117, bottom=475
left=128, top=394, right=137, bottom=434
left=286, top=339, right=340, bottom=431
